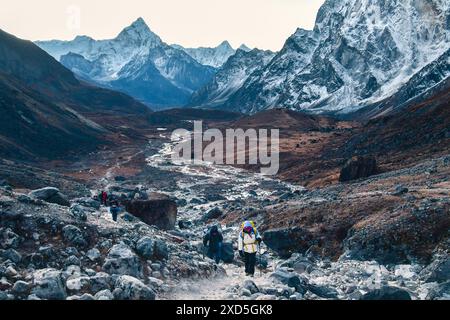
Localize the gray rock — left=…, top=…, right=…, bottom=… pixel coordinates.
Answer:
left=90, top=272, right=112, bottom=292
left=73, top=198, right=101, bottom=210
left=66, top=276, right=91, bottom=294
left=69, top=205, right=88, bottom=221
left=240, top=288, right=252, bottom=297
left=95, top=289, right=114, bottom=300
left=2, top=248, right=22, bottom=263
left=307, top=283, right=339, bottom=299
left=86, top=248, right=101, bottom=262
left=31, top=268, right=67, bottom=300
left=0, top=228, right=20, bottom=249
left=270, top=269, right=308, bottom=294
left=28, top=187, right=70, bottom=206
left=135, top=237, right=154, bottom=259
left=202, top=208, right=223, bottom=221
left=392, top=185, right=409, bottom=196
left=64, top=255, right=81, bottom=267
left=113, top=275, right=156, bottom=300
left=243, top=280, right=259, bottom=294
left=12, top=280, right=31, bottom=296
left=360, top=286, right=411, bottom=300
left=102, top=244, right=142, bottom=278
left=153, top=240, right=169, bottom=260
left=62, top=225, right=87, bottom=247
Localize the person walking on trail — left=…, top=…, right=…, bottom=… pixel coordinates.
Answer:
left=203, top=225, right=223, bottom=264
left=238, top=221, right=262, bottom=277
left=110, top=200, right=121, bottom=222
left=100, top=191, right=108, bottom=206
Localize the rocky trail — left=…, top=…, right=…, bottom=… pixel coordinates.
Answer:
left=0, top=134, right=448, bottom=301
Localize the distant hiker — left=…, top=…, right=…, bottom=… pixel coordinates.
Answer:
left=110, top=200, right=121, bottom=222
left=238, top=221, right=262, bottom=277
left=100, top=191, right=108, bottom=206
left=203, top=225, right=223, bottom=264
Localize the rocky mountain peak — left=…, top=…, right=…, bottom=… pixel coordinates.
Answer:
left=117, top=17, right=162, bottom=44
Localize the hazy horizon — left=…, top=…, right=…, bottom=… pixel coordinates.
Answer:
left=0, top=0, right=325, bottom=51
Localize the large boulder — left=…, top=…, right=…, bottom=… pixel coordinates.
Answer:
left=263, top=227, right=313, bottom=259
left=31, top=269, right=67, bottom=300
left=102, top=244, right=142, bottom=278
left=360, top=286, right=411, bottom=300
left=124, top=194, right=177, bottom=230
left=339, top=156, right=377, bottom=182
left=28, top=187, right=70, bottom=206
left=113, top=275, right=156, bottom=300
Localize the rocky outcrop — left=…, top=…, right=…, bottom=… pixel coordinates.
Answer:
left=339, top=156, right=377, bottom=182
left=28, top=187, right=70, bottom=207
left=125, top=195, right=177, bottom=230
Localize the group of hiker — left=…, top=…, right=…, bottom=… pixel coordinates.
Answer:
left=203, top=220, right=263, bottom=277
left=98, top=189, right=261, bottom=275
left=98, top=191, right=121, bottom=222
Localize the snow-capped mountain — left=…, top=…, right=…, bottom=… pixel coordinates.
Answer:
left=173, top=41, right=242, bottom=68
left=219, top=0, right=450, bottom=114
left=36, top=18, right=216, bottom=108
left=189, top=48, right=275, bottom=108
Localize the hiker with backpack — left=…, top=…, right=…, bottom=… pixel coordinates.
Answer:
left=100, top=191, right=108, bottom=206
left=203, top=225, right=223, bottom=264
left=110, top=199, right=121, bottom=222
left=238, top=221, right=262, bottom=277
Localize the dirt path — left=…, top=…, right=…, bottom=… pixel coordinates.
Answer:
left=165, top=264, right=274, bottom=300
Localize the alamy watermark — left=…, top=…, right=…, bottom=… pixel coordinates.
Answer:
left=171, top=121, right=280, bottom=175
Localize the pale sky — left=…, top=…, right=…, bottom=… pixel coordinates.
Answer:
left=0, top=0, right=325, bottom=51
